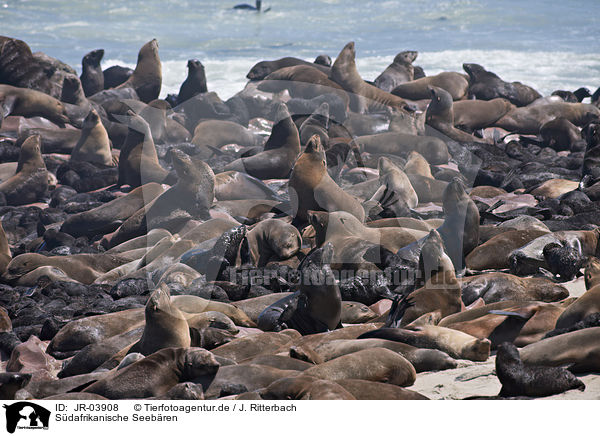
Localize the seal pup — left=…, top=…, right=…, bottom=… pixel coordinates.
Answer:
left=0, top=135, right=48, bottom=206
left=496, top=342, right=585, bottom=397
left=223, top=103, right=300, bottom=180
left=289, top=134, right=365, bottom=222
left=117, top=39, right=161, bottom=103
left=0, top=84, right=70, bottom=127
left=374, top=50, right=417, bottom=92
left=70, top=109, right=114, bottom=166
left=80, top=49, right=104, bottom=97
left=82, top=347, right=219, bottom=399
left=329, top=42, right=410, bottom=113
left=176, top=59, right=207, bottom=105
left=117, top=110, right=169, bottom=188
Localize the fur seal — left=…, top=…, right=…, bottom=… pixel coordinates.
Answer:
left=80, top=49, right=104, bottom=97
left=0, top=84, right=70, bottom=127
left=329, top=42, right=410, bottom=113
left=404, top=151, right=432, bottom=178
left=246, top=219, right=301, bottom=266
left=289, top=134, right=365, bottom=222
left=117, top=110, right=169, bottom=188
left=116, top=39, right=162, bottom=103
left=246, top=57, right=330, bottom=81
left=0, top=135, right=48, bottom=205
left=554, top=282, right=600, bottom=330
left=372, top=156, right=418, bottom=209
left=176, top=59, right=207, bottom=105
left=374, top=50, right=417, bottom=92
left=260, top=375, right=355, bottom=400
left=463, top=63, right=542, bottom=106
left=70, top=109, right=114, bottom=166
left=496, top=342, right=585, bottom=397
left=426, top=86, right=486, bottom=143
left=83, top=347, right=219, bottom=399
left=191, top=119, right=259, bottom=154
left=128, top=286, right=190, bottom=356
left=302, top=347, right=416, bottom=387
left=0, top=220, right=11, bottom=275
left=391, top=71, right=469, bottom=101
left=519, top=327, right=600, bottom=372
left=452, top=98, right=515, bottom=132
left=223, top=103, right=300, bottom=179
left=336, top=379, right=428, bottom=400
left=352, top=131, right=449, bottom=165
left=298, top=102, right=330, bottom=146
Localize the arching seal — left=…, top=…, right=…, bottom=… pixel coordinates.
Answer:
left=83, top=347, right=219, bottom=399
left=70, top=109, right=114, bottom=166
left=374, top=50, right=417, bottom=92
left=0, top=84, right=70, bottom=127
left=117, top=110, right=169, bottom=188
left=223, top=103, right=301, bottom=179
left=329, top=42, right=410, bottom=113
left=289, top=134, right=365, bottom=222
left=0, top=135, right=48, bottom=206
left=495, top=342, right=585, bottom=397
left=391, top=71, right=469, bottom=101
left=80, top=49, right=104, bottom=97
left=117, top=39, right=162, bottom=103
left=176, top=59, right=207, bottom=105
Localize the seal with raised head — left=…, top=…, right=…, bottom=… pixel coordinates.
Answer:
left=0, top=84, right=70, bottom=127
left=289, top=134, right=365, bottom=222
left=176, top=59, right=207, bottom=105
left=374, top=50, right=418, bottom=92
left=223, top=103, right=301, bottom=180
left=80, top=49, right=104, bottom=97
left=0, top=135, right=48, bottom=206
left=117, top=39, right=162, bottom=103
left=496, top=342, right=585, bottom=397
left=70, top=109, right=114, bottom=166
left=117, top=110, right=169, bottom=188
left=329, top=42, right=410, bottom=113
left=83, top=347, right=219, bottom=399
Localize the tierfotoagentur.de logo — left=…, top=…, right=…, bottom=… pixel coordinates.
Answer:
left=3, top=402, right=50, bottom=433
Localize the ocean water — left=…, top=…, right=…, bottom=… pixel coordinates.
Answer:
left=1, top=0, right=599, bottom=100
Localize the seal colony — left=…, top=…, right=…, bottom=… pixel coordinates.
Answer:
left=0, top=34, right=599, bottom=400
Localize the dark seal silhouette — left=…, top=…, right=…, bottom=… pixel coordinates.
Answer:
left=495, top=342, right=585, bottom=397
left=3, top=402, right=50, bottom=433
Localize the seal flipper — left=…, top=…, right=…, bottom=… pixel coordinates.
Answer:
left=385, top=294, right=415, bottom=328
left=1, top=95, right=17, bottom=119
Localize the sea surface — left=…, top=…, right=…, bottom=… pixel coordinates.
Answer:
left=1, top=0, right=599, bottom=100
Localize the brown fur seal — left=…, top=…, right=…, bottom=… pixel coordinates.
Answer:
left=520, top=327, right=600, bottom=372
left=191, top=120, right=259, bottom=156
left=336, top=379, right=428, bottom=400
left=211, top=331, right=298, bottom=363
left=554, top=283, right=600, bottom=330
left=246, top=56, right=330, bottom=80
left=329, top=42, right=410, bottom=113
left=351, top=131, right=449, bottom=165
left=0, top=84, right=70, bottom=127
left=404, top=151, right=432, bottom=178
left=452, top=98, right=515, bottom=132
left=496, top=342, right=585, bottom=397
left=374, top=50, right=418, bottom=92
left=426, top=86, right=487, bottom=143
left=494, top=102, right=600, bottom=134
left=80, top=48, right=104, bottom=97
left=215, top=171, right=280, bottom=201
left=60, top=183, right=165, bottom=238
left=302, top=347, right=416, bottom=386
left=465, top=229, right=550, bottom=270
left=83, top=347, right=219, bottom=399
left=246, top=219, right=301, bottom=266
left=128, top=286, right=191, bottom=356
left=117, top=110, right=169, bottom=188
left=176, top=59, right=207, bottom=105
left=459, top=272, right=569, bottom=305
left=391, top=71, right=469, bottom=101
left=116, top=39, right=161, bottom=103
left=70, top=109, right=114, bottom=166
left=0, top=135, right=48, bottom=205
left=289, top=134, right=365, bottom=222
left=223, top=103, right=301, bottom=179
left=530, top=179, right=579, bottom=199
left=372, top=157, right=418, bottom=208
left=260, top=375, right=355, bottom=400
